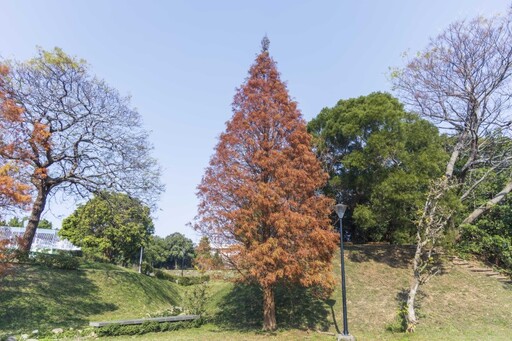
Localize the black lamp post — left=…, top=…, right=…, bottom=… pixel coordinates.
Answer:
left=335, top=204, right=355, bottom=341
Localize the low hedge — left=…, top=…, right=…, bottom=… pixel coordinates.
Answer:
left=154, top=270, right=209, bottom=286
left=31, top=252, right=80, bottom=270
left=97, top=319, right=203, bottom=337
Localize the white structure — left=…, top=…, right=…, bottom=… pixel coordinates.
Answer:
left=0, top=226, right=80, bottom=252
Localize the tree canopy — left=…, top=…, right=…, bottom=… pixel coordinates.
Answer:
left=164, top=232, right=195, bottom=270
left=194, top=38, right=337, bottom=331
left=308, top=92, right=448, bottom=243
left=59, top=192, right=154, bottom=264
left=0, top=48, right=163, bottom=252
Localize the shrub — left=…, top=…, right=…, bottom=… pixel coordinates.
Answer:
left=154, top=269, right=209, bottom=286
left=96, top=319, right=203, bottom=337
left=141, top=262, right=154, bottom=275
left=183, top=282, right=210, bottom=315
left=31, top=252, right=80, bottom=270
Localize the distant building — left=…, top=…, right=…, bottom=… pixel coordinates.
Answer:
left=0, top=226, right=80, bottom=252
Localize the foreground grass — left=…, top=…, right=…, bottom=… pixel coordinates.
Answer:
left=0, top=264, right=182, bottom=334
left=1, top=246, right=511, bottom=340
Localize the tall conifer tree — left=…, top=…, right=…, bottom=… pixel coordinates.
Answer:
left=195, top=37, right=337, bottom=330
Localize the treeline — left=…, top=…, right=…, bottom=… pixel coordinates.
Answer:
left=56, top=191, right=223, bottom=270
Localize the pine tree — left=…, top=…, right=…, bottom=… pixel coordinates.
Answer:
left=195, top=38, right=337, bottom=331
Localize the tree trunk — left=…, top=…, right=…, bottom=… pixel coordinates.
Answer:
left=262, top=285, right=276, bottom=331
left=445, top=132, right=466, bottom=178
left=20, top=186, right=48, bottom=252
left=463, top=179, right=512, bottom=225
left=406, top=228, right=424, bottom=333
left=406, top=276, right=420, bottom=332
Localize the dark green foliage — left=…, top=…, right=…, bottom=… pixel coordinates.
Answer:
left=141, top=261, right=154, bottom=275
left=7, top=217, right=23, bottom=227
left=59, top=192, right=154, bottom=264
left=96, top=319, right=203, bottom=337
left=154, top=269, right=209, bottom=286
left=145, top=233, right=195, bottom=270
left=30, top=252, right=80, bottom=270
left=215, top=282, right=330, bottom=330
left=308, top=92, right=447, bottom=243
left=37, top=219, right=53, bottom=229
left=459, top=197, right=512, bottom=269
left=144, top=235, right=168, bottom=268
left=164, top=233, right=195, bottom=270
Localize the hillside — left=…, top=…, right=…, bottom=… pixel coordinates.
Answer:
left=0, top=263, right=182, bottom=335
left=1, top=246, right=511, bottom=340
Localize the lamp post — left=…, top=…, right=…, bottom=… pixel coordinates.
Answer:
left=181, top=248, right=185, bottom=277
left=335, top=203, right=355, bottom=341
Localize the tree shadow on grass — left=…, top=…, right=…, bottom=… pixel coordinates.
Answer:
left=347, top=244, right=416, bottom=269
left=214, top=282, right=331, bottom=331
left=0, top=265, right=117, bottom=334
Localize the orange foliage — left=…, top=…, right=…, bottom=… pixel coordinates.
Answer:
left=0, top=66, right=23, bottom=123
left=193, top=236, right=224, bottom=271
left=195, top=40, right=337, bottom=330
left=0, top=164, right=31, bottom=209
left=0, top=65, right=32, bottom=210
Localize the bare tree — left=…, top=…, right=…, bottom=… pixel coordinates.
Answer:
left=393, top=12, right=512, bottom=331
left=0, top=48, right=163, bottom=252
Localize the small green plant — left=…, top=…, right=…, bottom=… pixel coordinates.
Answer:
left=183, top=282, right=210, bottom=316
left=386, top=300, right=408, bottom=333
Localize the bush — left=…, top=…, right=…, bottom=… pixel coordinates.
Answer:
left=96, top=319, right=203, bottom=337
left=141, top=262, right=154, bottom=275
left=154, top=269, right=209, bottom=286
left=31, top=252, right=80, bottom=270
left=459, top=222, right=512, bottom=269
left=183, top=282, right=210, bottom=315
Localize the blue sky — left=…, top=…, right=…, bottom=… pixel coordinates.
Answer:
left=0, top=0, right=508, bottom=241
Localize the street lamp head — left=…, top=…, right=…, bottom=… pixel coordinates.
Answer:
left=335, top=203, right=348, bottom=219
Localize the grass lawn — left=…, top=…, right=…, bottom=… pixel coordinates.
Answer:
left=0, top=264, right=182, bottom=335
left=1, top=245, right=511, bottom=340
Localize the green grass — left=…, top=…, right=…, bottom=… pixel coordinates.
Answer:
left=1, top=246, right=512, bottom=340
left=0, top=264, right=182, bottom=335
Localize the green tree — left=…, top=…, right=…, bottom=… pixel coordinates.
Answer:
left=144, top=235, right=168, bottom=268
left=459, top=197, right=512, bottom=269
left=7, top=217, right=23, bottom=227
left=164, top=233, right=195, bottom=270
left=37, top=219, right=53, bottom=229
left=308, top=92, right=447, bottom=243
left=59, top=192, right=154, bottom=264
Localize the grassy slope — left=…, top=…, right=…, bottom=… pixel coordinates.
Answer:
left=336, top=245, right=512, bottom=340
left=0, top=263, right=182, bottom=334
left=1, top=246, right=511, bottom=340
